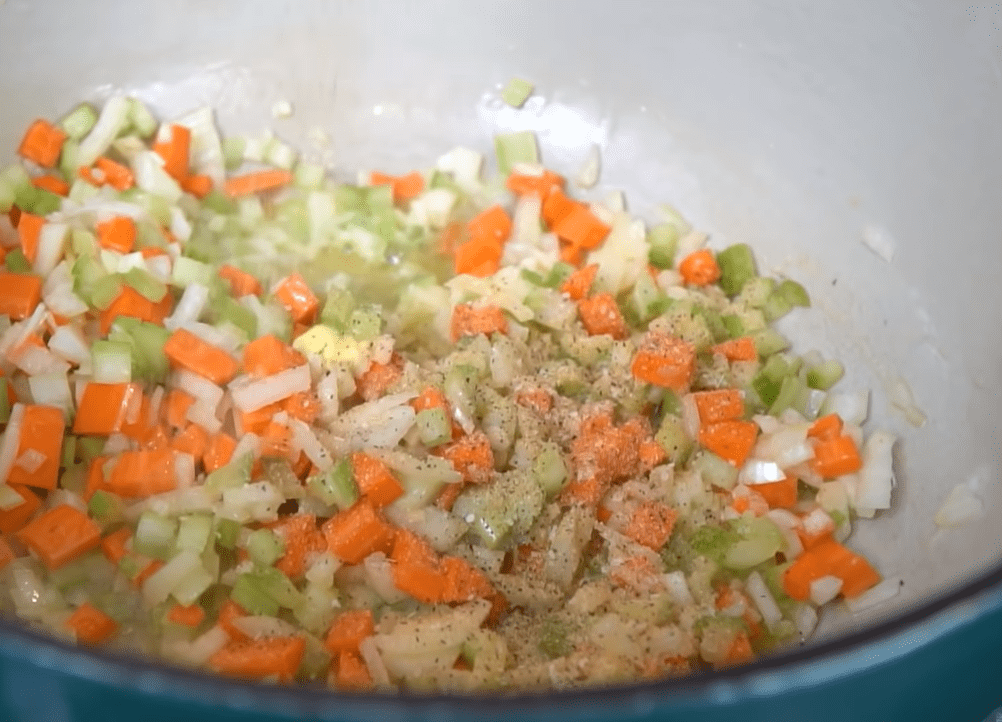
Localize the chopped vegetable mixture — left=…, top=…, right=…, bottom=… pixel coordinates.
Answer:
left=0, top=97, right=897, bottom=692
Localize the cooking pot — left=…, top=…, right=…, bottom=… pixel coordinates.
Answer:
left=0, top=1, right=999, bottom=720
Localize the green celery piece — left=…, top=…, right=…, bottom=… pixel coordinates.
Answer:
left=691, top=450, right=739, bottom=490
left=723, top=516, right=783, bottom=570
left=214, top=518, right=241, bottom=550
left=762, top=291, right=793, bottom=322
left=91, top=339, right=133, bottom=383
left=231, top=573, right=280, bottom=617
left=221, top=136, right=246, bottom=170
left=333, top=184, right=366, bottom=213
left=494, top=130, right=539, bottom=175
left=348, top=305, right=382, bottom=341
left=90, top=274, right=124, bottom=310
left=737, top=276, right=775, bottom=308
left=0, top=164, right=31, bottom=214
left=87, top=490, right=124, bottom=525
left=215, top=295, right=257, bottom=339
left=14, top=183, right=61, bottom=216
left=0, top=379, right=10, bottom=423
left=721, top=314, right=745, bottom=339
left=307, top=458, right=358, bottom=510
left=501, top=78, right=534, bottom=108
left=60, top=437, right=77, bottom=468
left=320, top=288, right=355, bottom=331
left=806, top=359, right=845, bottom=391
left=5, top=249, right=32, bottom=274
left=133, top=511, right=178, bottom=560
left=752, top=328, right=790, bottom=357
left=776, top=279, right=810, bottom=307
left=111, top=317, right=171, bottom=384
left=123, top=266, right=168, bottom=302
left=59, top=140, right=80, bottom=182
left=655, top=413, right=694, bottom=464
left=202, top=189, right=238, bottom=215
left=77, top=436, right=106, bottom=462
left=532, top=442, right=567, bottom=498
left=716, top=244, right=757, bottom=296
left=60, top=464, right=88, bottom=495
left=452, top=469, right=544, bottom=549
left=647, top=223, right=682, bottom=269
left=71, top=228, right=97, bottom=257
left=690, top=523, right=741, bottom=565
left=246, top=528, right=285, bottom=567
left=768, top=375, right=805, bottom=415
left=176, top=514, right=214, bottom=554
left=127, top=98, right=159, bottom=138
left=205, top=453, right=253, bottom=493
left=415, top=407, right=452, bottom=447
left=538, top=615, right=574, bottom=659
left=293, top=161, right=326, bottom=189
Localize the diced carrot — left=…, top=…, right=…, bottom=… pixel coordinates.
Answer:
left=440, top=555, right=495, bottom=604
left=370, top=170, right=425, bottom=203
left=691, top=389, right=745, bottom=426
left=96, top=216, right=136, bottom=254
left=624, top=500, right=678, bottom=550
left=631, top=332, right=697, bottom=394
left=679, top=249, right=721, bottom=286
left=755, top=475, right=798, bottom=509
left=807, top=413, right=843, bottom=442
left=164, top=388, right=196, bottom=430
left=560, top=263, right=598, bottom=301
left=273, top=273, right=318, bottom=324
left=711, top=336, right=758, bottom=362
left=577, top=293, right=628, bottom=339
left=410, top=386, right=449, bottom=414
left=103, top=450, right=178, bottom=498
left=0, top=485, right=42, bottom=534
left=541, top=188, right=577, bottom=228
left=218, top=599, right=250, bottom=641
left=609, top=555, right=662, bottom=594
left=698, top=420, right=759, bottom=467
left=391, top=528, right=445, bottom=604
left=334, top=650, right=374, bottom=691
left=152, top=124, right=191, bottom=181
left=65, top=602, right=118, bottom=644
left=505, top=168, right=564, bottom=198
left=18, top=119, right=67, bottom=167
left=0, top=272, right=43, bottom=321
left=167, top=603, right=206, bottom=628
left=552, top=203, right=611, bottom=257
left=236, top=401, right=282, bottom=436
left=31, top=174, right=69, bottom=196
left=0, top=536, right=16, bottom=570
left=259, top=420, right=293, bottom=460
left=94, top=156, right=135, bottom=191
left=468, top=205, right=512, bottom=246
left=100, top=527, right=132, bottom=565
left=435, top=430, right=494, bottom=485
left=783, top=537, right=880, bottom=600
left=284, top=392, right=321, bottom=424
left=180, top=173, right=213, bottom=198
left=6, top=404, right=65, bottom=490
left=352, top=452, right=404, bottom=507
left=218, top=264, right=262, bottom=298
left=355, top=353, right=404, bottom=402
left=322, top=499, right=396, bottom=565
left=17, top=212, right=44, bottom=263
left=73, top=382, right=141, bottom=436
left=722, top=632, right=754, bottom=666
left=437, top=220, right=464, bottom=256
left=224, top=169, right=293, bottom=197
left=450, top=303, right=508, bottom=342
left=324, top=609, right=374, bottom=654
left=210, top=635, right=305, bottom=683
left=170, top=423, right=209, bottom=460
left=810, top=434, right=862, bottom=478
left=140, top=246, right=170, bottom=260
left=273, top=514, right=326, bottom=578
left=454, top=235, right=502, bottom=277
left=561, top=413, right=648, bottom=507
left=514, top=387, right=552, bottom=414
left=204, top=432, right=237, bottom=473
left=99, top=285, right=173, bottom=335
left=16, top=504, right=101, bottom=570
left=163, top=328, right=239, bottom=385
left=242, top=334, right=306, bottom=378
left=638, top=439, right=668, bottom=471
left=595, top=505, right=613, bottom=523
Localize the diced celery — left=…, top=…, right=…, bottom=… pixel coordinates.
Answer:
left=723, top=516, right=784, bottom=570
left=123, top=266, right=168, bottom=302
left=501, top=78, right=534, bottom=108
left=762, top=291, right=792, bottom=322
left=716, top=244, right=757, bottom=296
left=60, top=464, right=88, bottom=495
left=416, top=407, right=452, bottom=447
left=213, top=295, right=257, bottom=338
left=320, top=288, right=355, bottom=331
left=444, top=364, right=480, bottom=428
left=71, top=228, right=97, bottom=257
left=752, top=328, right=790, bottom=357
left=538, top=615, right=574, bottom=659
left=127, top=98, right=159, bottom=138
left=202, top=189, right=238, bottom=215
left=806, top=359, right=845, bottom=390
left=59, top=139, right=80, bottom=181
left=90, top=274, right=125, bottom=310
left=205, top=453, right=253, bottom=493
left=721, top=314, right=744, bottom=339
left=294, top=161, right=326, bottom=189
left=776, top=279, right=810, bottom=308
left=0, top=379, right=10, bottom=424
left=176, top=514, right=214, bottom=554
left=695, top=305, right=729, bottom=342
left=246, top=528, right=285, bottom=566
left=87, top=490, right=124, bottom=526
left=170, top=564, right=215, bottom=607
left=134, top=511, right=179, bottom=560
left=4, top=249, right=31, bottom=274
left=690, top=524, right=740, bottom=565
left=222, top=136, right=246, bottom=170
left=307, top=458, right=358, bottom=510
left=91, top=339, right=133, bottom=384
left=768, top=375, right=805, bottom=415
left=214, top=517, right=241, bottom=550
left=110, top=317, right=171, bottom=384
left=647, top=222, right=682, bottom=270
left=494, top=131, right=539, bottom=175
left=627, top=270, right=669, bottom=325
left=348, top=305, right=382, bottom=341
left=15, top=184, right=62, bottom=216
left=77, top=436, right=106, bottom=463
left=231, top=573, right=280, bottom=617
left=663, top=304, right=714, bottom=352
left=532, top=441, right=567, bottom=498
left=171, top=256, right=213, bottom=288
left=452, top=469, right=543, bottom=549
left=655, top=414, right=694, bottom=464
left=691, top=450, right=739, bottom=490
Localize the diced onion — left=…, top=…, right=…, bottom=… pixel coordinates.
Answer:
left=794, top=603, right=819, bottom=639
left=359, top=637, right=392, bottom=688
left=934, top=484, right=984, bottom=528
left=740, top=458, right=785, bottom=485
left=855, top=430, right=895, bottom=511
left=844, top=578, right=902, bottom=614
left=745, top=571, right=783, bottom=632
left=809, top=575, right=843, bottom=605
left=0, top=404, right=26, bottom=484
left=231, top=615, right=299, bottom=639
left=230, top=364, right=311, bottom=413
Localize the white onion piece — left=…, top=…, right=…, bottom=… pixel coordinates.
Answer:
left=745, top=571, right=783, bottom=632
left=362, top=553, right=408, bottom=604
left=663, top=570, right=694, bottom=606
left=809, top=575, right=843, bottom=605
left=231, top=615, right=299, bottom=639
left=855, top=430, right=896, bottom=511
left=934, top=484, right=984, bottom=528
left=289, top=418, right=333, bottom=472
left=681, top=394, right=700, bottom=441
left=0, top=404, right=26, bottom=484
left=165, top=283, right=210, bottom=330
left=186, top=401, right=222, bottom=434
left=822, top=390, right=870, bottom=426
left=740, top=458, right=785, bottom=485
left=794, top=603, right=819, bottom=639
left=171, top=369, right=224, bottom=409
left=844, top=578, right=902, bottom=614
left=47, top=325, right=90, bottom=366
left=752, top=414, right=782, bottom=434
left=230, top=364, right=311, bottom=413
left=575, top=144, right=601, bottom=189
left=174, top=452, right=195, bottom=489
left=359, top=637, right=392, bottom=688
left=171, top=625, right=229, bottom=666
left=10, top=345, right=71, bottom=376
